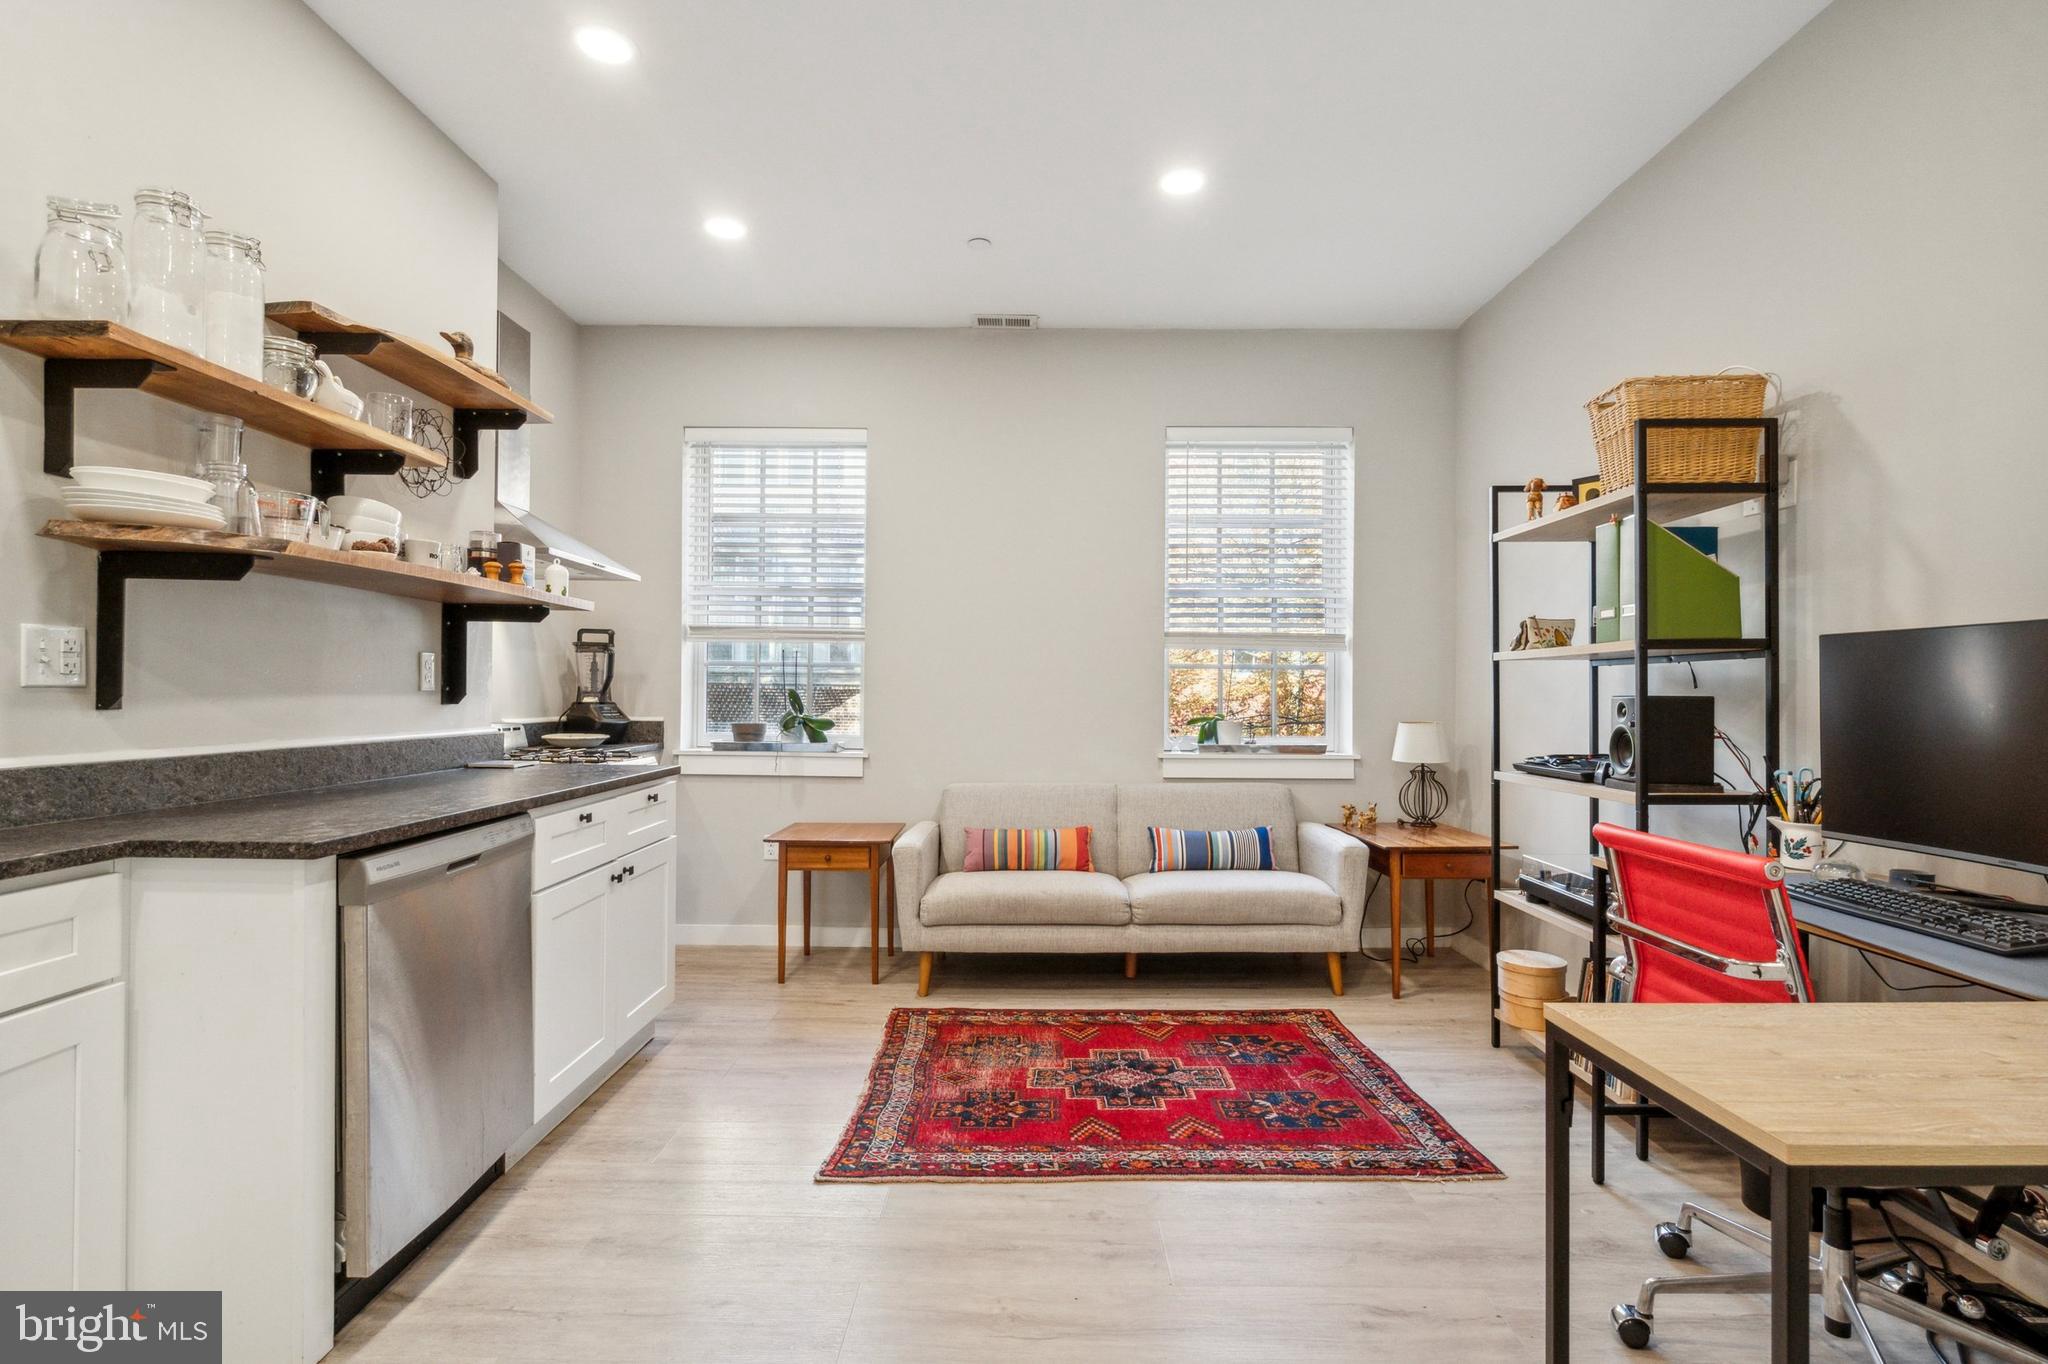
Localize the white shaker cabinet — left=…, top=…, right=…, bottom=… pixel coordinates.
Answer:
left=532, top=866, right=613, bottom=1118
left=605, top=835, right=677, bottom=1043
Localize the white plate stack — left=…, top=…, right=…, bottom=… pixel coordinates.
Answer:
left=64, top=466, right=226, bottom=531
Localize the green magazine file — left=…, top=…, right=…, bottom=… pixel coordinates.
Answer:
left=1613, top=516, right=1742, bottom=641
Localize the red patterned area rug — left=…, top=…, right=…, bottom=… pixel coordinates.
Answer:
left=817, top=1008, right=1501, bottom=1182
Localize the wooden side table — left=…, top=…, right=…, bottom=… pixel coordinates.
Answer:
left=764, top=822, right=905, bottom=985
left=1327, top=821, right=1496, bottom=999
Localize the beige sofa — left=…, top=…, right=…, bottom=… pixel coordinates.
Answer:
left=893, top=783, right=1368, bottom=995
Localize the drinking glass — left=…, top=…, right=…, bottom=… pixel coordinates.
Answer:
left=364, top=392, right=414, bottom=441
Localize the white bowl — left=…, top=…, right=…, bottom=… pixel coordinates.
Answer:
left=327, top=495, right=401, bottom=525
left=338, top=517, right=402, bottom=542
left=541, top=732, right=610, bottom=749
left=69, top=465, right=215, bottom=502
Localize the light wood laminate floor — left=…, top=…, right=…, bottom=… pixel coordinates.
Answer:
left=330, top=948, right=1931, bottom=1362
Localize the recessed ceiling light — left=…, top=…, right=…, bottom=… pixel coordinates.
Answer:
left=573, top=26, right=635, bottom=64
left=703, top=216, right=748, bottom=241
left=1158, top=167, right=1207, bottom=196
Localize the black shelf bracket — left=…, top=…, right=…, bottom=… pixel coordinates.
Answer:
left=309, top=449, right=407, bottom=501
left=451, top=409, right=526, bottom=481
left=294, top=330, right=387, bottom=358
left=44, top=359, right=169, bottom=476
left=96, top=550, right=255, bottom=710
left=441, top=603, right=549, bottom=706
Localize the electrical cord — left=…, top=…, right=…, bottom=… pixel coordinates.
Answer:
left=1859, top=948, right=1976, bottom=993
left=1354, top=872, right=1479, bottom=963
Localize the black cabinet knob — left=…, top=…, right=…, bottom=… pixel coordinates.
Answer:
left=578, top=812, right=593, bottom=824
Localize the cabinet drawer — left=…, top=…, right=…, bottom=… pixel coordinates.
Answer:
left=0, top=870, right=122, bottom=1016
left=787, top=845, right=873, bottom=872
left=532, top=800, right=614, bottom=891
left=606, top=781, right=677, bottom=859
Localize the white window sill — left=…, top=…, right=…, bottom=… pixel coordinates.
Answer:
left=1158, top=751, right=1359, bottom=780
left=676, top=749, right=867, bottom=778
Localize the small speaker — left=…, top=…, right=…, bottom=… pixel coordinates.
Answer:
left=1607, top=695, right=1717, bottom=787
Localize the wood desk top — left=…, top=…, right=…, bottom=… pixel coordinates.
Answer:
left=764, top=821, right=905, bottom=845
left=1545, top=1002, right=2048, bottom=1168
left=1326, top=821, right=1494, bottom=853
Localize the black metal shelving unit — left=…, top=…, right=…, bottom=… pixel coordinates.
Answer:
left=1487, top=416, right=1780, bottom=1185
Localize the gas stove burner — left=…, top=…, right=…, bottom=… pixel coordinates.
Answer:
left=508, top=743, right=658, bottom=765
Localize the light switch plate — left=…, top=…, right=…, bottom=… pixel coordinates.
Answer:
left=19, top=624, right=86, bottom=688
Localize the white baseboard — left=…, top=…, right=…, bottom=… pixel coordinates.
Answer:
left=673, top=921, right=878, bottom=948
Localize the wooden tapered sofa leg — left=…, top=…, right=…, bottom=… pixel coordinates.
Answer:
left=918, top=951, right=934, bottom=997
left=1327, top=952, right=1345, bottom=996
left=1124, top=951, right=1138, bottom=979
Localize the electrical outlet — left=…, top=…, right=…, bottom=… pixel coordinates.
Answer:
left=19, top=624, right=86, bottom=688
left=418, top=652, right=437, bottom=692
left=762, top=841, right=780, bottom=861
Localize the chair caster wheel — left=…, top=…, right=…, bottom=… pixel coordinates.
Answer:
left=1654, top=1221, right=1692, bottom=1259
left=1611, top=1304, right=1653, bottom=1349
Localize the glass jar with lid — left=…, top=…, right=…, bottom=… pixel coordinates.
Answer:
left=127, top=188, right=205, bottom=352
left=34, top=197, right=128, bottom=320
left=202, top=230, right=265, bottom=379
left=261, top=335, right=320, bottom=399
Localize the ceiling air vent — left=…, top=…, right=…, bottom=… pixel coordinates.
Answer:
left=972, top=313, right=1039, bottom=329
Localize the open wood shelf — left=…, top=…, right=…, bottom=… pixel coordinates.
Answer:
left=1492, top=482, right=1765, bottom=545
left=1494, top=888, right=1597, bottom=943
left=0, top=320, right=446, bottom=468
left=1493, top=639, right=1768, bottom=663
left=40, top=520, right=591, bottom=611
left=1493, top=769, right=1755, bottom=806
left=1490, top=1008, right=1549, bottom=1051
left=266, top=301, right=552, bottom=421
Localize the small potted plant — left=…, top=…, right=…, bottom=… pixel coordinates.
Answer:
left=780, top=688, right=836, bottom=748
left=1188, top=714, right=1246, bottom=748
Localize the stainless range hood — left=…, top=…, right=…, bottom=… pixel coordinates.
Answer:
left=495, top=503, right=641, bottom=582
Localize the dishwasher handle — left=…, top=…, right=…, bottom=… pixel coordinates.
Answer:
left=338, top=814, right=534, bottom=902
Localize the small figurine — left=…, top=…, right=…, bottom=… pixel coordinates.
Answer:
left=1340, top=803, right=1360, bottom=831
left=440, top=330, right=475, bottom=360
left=1554, top=489, right=1578, bottom=511
left=1362, top=802, right=1378, bottom=826
left=1525, top=477, right=1547, bottom=521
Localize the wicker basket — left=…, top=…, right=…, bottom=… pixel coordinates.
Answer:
left=1586, top=373, right=1769, bottom=492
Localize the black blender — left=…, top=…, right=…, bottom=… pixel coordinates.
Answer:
left=558, top=628, right=632, bottom=742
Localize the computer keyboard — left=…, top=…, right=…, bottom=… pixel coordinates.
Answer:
left=1788, top=879, right=2048, bottom=957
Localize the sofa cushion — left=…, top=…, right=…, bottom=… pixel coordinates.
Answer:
left=1122, top=870, right=1340, bottom=926
left=939, top=784, right=1120, bottom=875
left=921, top=871, right=1131, bottom=927
left=1115, top=784, right=1300, bottom=875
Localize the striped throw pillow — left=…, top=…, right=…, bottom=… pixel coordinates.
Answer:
left=1148, top=826, right=1275, bottom=872
left=961, top=826, right=1093, bottom=872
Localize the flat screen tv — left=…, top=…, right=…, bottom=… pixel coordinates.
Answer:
left=1818, top=619, right=2048, bottom=876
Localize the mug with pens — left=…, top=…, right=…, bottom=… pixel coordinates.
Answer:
left=1769, top=767, right=1824, bottom=869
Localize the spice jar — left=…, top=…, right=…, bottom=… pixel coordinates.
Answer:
left=202, top=230, right=265, bottom=379
left=34, top=198, right=128, bottom=321
left=127, top=188, right=205, bottom=351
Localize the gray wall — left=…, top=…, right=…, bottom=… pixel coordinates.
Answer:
left=575, top=327, right=1459, bottom=942
left=1451, top=0, right=2048, bottom=996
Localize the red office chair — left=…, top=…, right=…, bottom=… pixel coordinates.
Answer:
left=1593, top=826, right=1843, bottom=1351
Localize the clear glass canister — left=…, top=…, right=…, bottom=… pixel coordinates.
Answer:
left=34, top=197, right=128, bottom=321
left=194, top=416, right=259, bottom=533
left=261, top=335, right=320, bottom=399
left=127, top=188, right=205, bottom=352
left=202, top=230, right=265, bottom=379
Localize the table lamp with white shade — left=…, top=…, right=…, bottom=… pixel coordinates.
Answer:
left=1391, top=721, right=1450, bottom=827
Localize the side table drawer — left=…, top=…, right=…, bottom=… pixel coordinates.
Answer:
left=1398, top=852, right=1492, bottom=880
left=787, top=845, right=872, bottom=872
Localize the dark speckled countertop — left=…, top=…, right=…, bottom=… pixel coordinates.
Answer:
left=0, top=761, right=681, bottom=881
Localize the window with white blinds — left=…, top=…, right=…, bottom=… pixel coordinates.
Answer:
left=1163, top=429, right=1354, bottom=747
left=684, top=430, right=867, bottom=747
left=685, top=436, right=867, bottom=637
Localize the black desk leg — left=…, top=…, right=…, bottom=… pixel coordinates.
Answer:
left=1770, top=1161, right=1812, bottom=1364
left=1589, top=1063, right=1607, bottom=1185
left=1546, top=1028, right=1573, bottom=1362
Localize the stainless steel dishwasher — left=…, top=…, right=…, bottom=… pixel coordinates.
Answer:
left=337, top=814, right=534, bottom=1278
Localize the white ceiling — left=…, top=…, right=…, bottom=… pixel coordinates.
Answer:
left=308, top=0, right=1825, bottom=329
